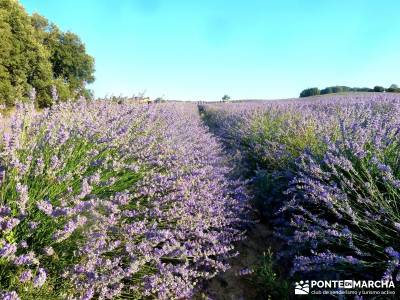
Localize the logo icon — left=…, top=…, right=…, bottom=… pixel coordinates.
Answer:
left=295, top=280, right=310, bottom=295
left=344, top=280, right=353, bottom=289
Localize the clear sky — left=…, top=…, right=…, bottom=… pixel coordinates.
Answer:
left=21, top=0, right=400, bottom=101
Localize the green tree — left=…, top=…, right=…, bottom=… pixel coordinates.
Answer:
left=51, top=31, right=95, bottom=90
left=31, top=13, right=95, bottom=99
left=0, top=1, right=95, bottom=107
left=300, top=88, right=320, bottom=98
left=387, top=84, right=400, bottom=93
left=0, top=7, right=14, bottom=106
left=0, top=0, right=53, bottom=106
left=373, top=86, right=385, bottom=92
left=222, top=94, right=231, bottom=101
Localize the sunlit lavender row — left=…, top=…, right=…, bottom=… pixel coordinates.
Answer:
left=200, top=93, right=400, bottom=284
left=0, top=100, right=247, bottom=299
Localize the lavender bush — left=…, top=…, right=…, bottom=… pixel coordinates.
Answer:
left=279, top=97, right=400, bottom=281
left=200, top=93, right=400, bottom=284
left=200, top=99, right=330, bottom=216
left=0, top=100, right=247, bottom=299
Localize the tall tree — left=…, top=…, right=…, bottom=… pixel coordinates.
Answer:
left=0, top=0, right=53, bottom=106
left=0, top=0, right=95, bottom=107
left=31, top=13, right=95, bottom=100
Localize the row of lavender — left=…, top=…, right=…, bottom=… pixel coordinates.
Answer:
left=200, top=94, right=400, bottom=283
left=0, top=101, right=247, bottom=299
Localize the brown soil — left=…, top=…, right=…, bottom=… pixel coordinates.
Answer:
left=198, top=222, right=276, bottom=300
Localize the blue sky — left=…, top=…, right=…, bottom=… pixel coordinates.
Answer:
left=21, top=0, right=400, bottom=101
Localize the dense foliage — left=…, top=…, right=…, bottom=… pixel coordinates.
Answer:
left=0, top=0, right=94, bottom=107
left=0, top=100, right=247, bottom=299
left=299, top=87, right=320, bottom=98
left=300, top=85, right=400, bottom=97
left=200, top=94, right=400, bottom=287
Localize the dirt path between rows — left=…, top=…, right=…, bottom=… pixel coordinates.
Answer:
left=200, top=222, right=274, bottom=300
left=197, top=108, right=282, bottom=300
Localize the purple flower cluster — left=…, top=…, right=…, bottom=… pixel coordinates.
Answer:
left=0, top=100, right=247, bottom=299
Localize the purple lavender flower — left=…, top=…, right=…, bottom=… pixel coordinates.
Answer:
left=19, top=241, right=28, bottom=249
left=0, top=243, right=17, bottom=259
left=1, top=291, right=20, bottom=300
left=28, top=221, right=39, bottom=229
left=1, top=217, right=20, bottom=231
left=53, top=216, right=87, bottom=242
left=33, top=268, right=47, bottom=287
left=13, top=252, right=39, bottom=265
left=78, top=179, right=92, bottom=199
left=16, top=183, right=28, bottom=214
left=19, top=270, right=33, bottom=283
left=36, top=200, right=53, bottom=215
left=236, top=268, right=254, bottom=276
left=82, top=288, right=94, bottom=300
left=0, top=205, right=11, bottom=216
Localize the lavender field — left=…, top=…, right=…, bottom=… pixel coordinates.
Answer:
left=1, top=93, right=400, bottom=299
left=2, top=0, right=400, bottom=298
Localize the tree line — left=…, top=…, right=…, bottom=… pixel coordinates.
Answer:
left=300, top=84, right=400, bottom=98
left=0, top=0, right=95, bottom=107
